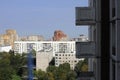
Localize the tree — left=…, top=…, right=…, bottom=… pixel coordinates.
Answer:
left=47, top=65, right=57, bottom=73
left=11, top=75, right=21, bottom=80
left=34, top=69, right=46, bottom=80
left=74, top=58, right=88, bottom=76
left=59, top=63, right=71, bottom=72
left=0, top=52, right=26, bottom=79
left=67, top=70, right=77, bottom=80
left=0, top=52, right=15, bottom=80
left=44, top=72, right=54, bottom=80
left=32, top=49, right=36, bottom=56
left=54, top=63, right=71, bottom=80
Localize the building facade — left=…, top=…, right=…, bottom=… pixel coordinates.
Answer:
left=19, top=35, right=44, bottom=41
left=14, top=41, right=85, bottom=71
left=36, top=52, right=53, bottom=71
left=0, top=46, right=12, bottom=52
left=76, top=0, right=120, bottom=80
left=0, top=29, right=18, bottom=48
left=14, top=41, right=75, bottom=55
left=55, top=53, right=83, bottom=70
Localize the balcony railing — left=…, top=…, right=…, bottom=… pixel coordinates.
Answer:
left=76, top=41, right=95, bottom=58
left=76, top=7, right=95, bottom=25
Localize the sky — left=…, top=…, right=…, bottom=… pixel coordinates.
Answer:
left=0, top=0, right=88, bottom=39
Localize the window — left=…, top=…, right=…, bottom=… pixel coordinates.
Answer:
left=55, top=54, right=58, bottom=56
left=112, top=0, right=116, bottom=17
left=59, top=43, right=67, bottom=53
left=74, top=60, right=77, bottom=63
left=111, top=21, right=116, bottom=56
left=112, top=60, right=116, bottom=80
left=56, top=63, right=58, bottom=66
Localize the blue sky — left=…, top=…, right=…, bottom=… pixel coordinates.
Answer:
left=0, top=0, right=88, bottom=39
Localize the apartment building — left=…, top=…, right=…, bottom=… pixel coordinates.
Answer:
left=0, top=29, right=18, bottom=48
left=0, top=46, right=12, bottom=52
left=14, top=41, right=85, bottom=71
left=36, top=51, right=53, bottom=71
left=19, top=35, right=44, bottom=41
left=76, top=0, right=120, bottom=80
left=14, top=41, right=75, bottom=55
left=55, top=53, right=83, bottom=70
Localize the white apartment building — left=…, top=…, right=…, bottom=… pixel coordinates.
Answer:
left=14, top=41, right=75, bottom=56
left=55, top=53, right=84, bottom=70
left=0, top=46, right=12, bottom=52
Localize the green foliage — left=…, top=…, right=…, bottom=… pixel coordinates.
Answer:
left=59, top=63, right=71, bottom=72
left=47, top=65, right=57, bottom=73
left=44, top=72, right=54, bottom=80
left=37, top=63, right=76, bottom=80
left=34, top=69, right=46, bottom=80
left=32, top=49, right=36, bottom=56
left=0, top=66, right=15, bottom=80
left=0, top=52, right=26, bottom=80
left=67, top=70, right=77, bottom=80
left=74, top=58, right=88, bottom=76
left=0, top=51, right=88, bottom=80
left=11, top=75, right=21, bottom=80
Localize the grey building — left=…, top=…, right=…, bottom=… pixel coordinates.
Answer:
left=75, top=0, right=120, bottom=80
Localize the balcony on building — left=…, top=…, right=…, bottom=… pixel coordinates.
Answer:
left=75, top=7, right=95, bottom=25
left=76, top=41, right=95, bottom=58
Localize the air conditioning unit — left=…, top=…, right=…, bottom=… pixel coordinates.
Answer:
left=76, top=7, right=95, bottom=25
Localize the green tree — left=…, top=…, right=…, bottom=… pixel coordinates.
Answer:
left=59, top=63, right=70, bottom=72
left=32, top=49, right=36, bottom=56
left=11, top=75, right=21, bottom=80
left=47, top=65, right=57, bottom=73
left=34, top=69, right=46, bottom=80
left=44, top=72, right=54, bottom=80
left=67, top=70, right=77, bottom=80
left=74, top=58, right=88, bottom=76
left=54, top=63, right=71, bottom=80
left=0, top=52, right=15, bottom=80
left=0, top=52, right=26, bottom=79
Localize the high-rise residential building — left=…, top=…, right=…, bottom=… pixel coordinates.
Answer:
left=75, top=0, right=120, bottom=80
left=0, top=35, right=4, bottom=46
left=53, top=30, right=68, bottom=41
left=19, top=35, right=44, bottom=41
left=14, top=41, right=75, bottom=55
left=27, top=35, right=44, bottom=41
left=0, top=29, right=18, bottom=48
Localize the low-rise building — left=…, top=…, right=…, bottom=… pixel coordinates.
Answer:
left=0, top=46, right=12, bottom=52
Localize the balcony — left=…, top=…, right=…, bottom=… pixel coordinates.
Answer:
left=76, top=41, right=95, bottom=58
left=75, top=7, right=95, bottom=25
